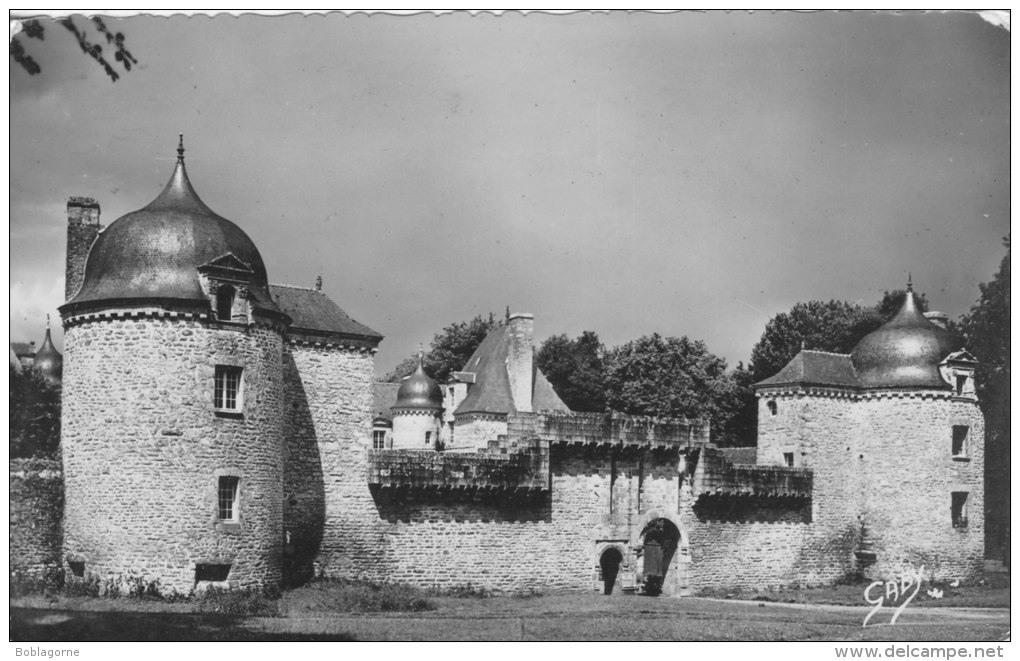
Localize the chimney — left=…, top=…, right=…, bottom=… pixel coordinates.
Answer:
left=506, top=313, right=535, bottom=412
left=65, top=197, right=102, bottom=302
left=924, top=311, right=948, bottom=330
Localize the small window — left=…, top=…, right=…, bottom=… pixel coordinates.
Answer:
left=952, top=426, right=969, bottom=459
left=195, top=563, right=231, bottom=583
left=214, top=366, right=243, bottom=413
left=951, top=492, right=969, bottom=528
left=955, top=374, right=968, bottom=396
left=783, top=452, right=794, bottom=467
left=68, top=560, right=85, bottom=578
left=218, top=476, right=240, bottom=521
left=373, top=429, right=387, bottom=450
left=216, top=285, right=235, bottom=321
left=425, top=431, right=432, bottom=445
left=767, top=400, right=778, bottom=416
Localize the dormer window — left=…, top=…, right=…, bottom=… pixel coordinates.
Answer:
left=216, top=285, right=235, bottom=321
left=955, top=374, right=968, bottom=396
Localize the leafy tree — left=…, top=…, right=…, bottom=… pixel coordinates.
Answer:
left=536, top=331, right=606, bottom=412
left=603, top=334, right=737, bottom=440
left=11, top=16, right=136, bottom=82
left=714, top=362, right=757, bottom=447
left=960, top=237, right=1010, bottom=563
left=9, top=365, right=61, bottom=459
left=383, top=313, right=497, bottom=383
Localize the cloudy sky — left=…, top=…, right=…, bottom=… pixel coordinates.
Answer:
left=9, top=11, right=1010, bottom=377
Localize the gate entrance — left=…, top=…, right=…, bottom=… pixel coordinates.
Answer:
left=640, top=518, right=680, bottom=596
left=599, top=547, right=623, bottom=595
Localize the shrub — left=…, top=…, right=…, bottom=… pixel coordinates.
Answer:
left=198, top=586, right=281, bottom=617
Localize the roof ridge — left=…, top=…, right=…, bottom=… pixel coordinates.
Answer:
left=801, top=349, right=851, bottom=357
left=270, top=282, right=319, bottom=292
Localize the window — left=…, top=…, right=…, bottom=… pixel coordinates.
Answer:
left=214, top=366, right=243, bottom=413
left=195, top=563, right=231, bottom=583
left=216, top=285, right=235, bottom=321
left=68, top=560, right=85, bottom=578
left=767, top=400, right=778, bottom=416
left=218, top=476, right=240, bottom=521
left=783, top=452, right=795, bottom=467
left=425, top=431, right=432, bottom=445
left=373, top=429, right=387, bottom=450
left=952, top=426, right=970, bottom=459
left=951, top=492, right=969, bottom=528
left=955, top=374, right=968, bottom=396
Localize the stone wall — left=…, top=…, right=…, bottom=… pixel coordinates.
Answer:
left=61, top=313, right=285, bottom=594
left=856, top=394, right=984, bottom=581
left=451, top=415, right=508, bottom=451
left=10, top=458, right=64, bottom=584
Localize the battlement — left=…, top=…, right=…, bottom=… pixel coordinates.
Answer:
left=367, top=442, right=549, bottom=491
left=509, top=411, right=710, bottom=450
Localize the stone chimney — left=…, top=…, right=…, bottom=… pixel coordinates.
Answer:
left=65, top=197, right=102, bottom=303
left=924, top=311, right=949, bottom=330
left=506, top=313, right=535, bottom=413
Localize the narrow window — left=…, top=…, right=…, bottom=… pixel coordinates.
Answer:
left=955, top=375, right=968, bottom=396
left=425, top=431, right=432, bottom=445
left=952, top=426, right=969, bottom=458
left=783, top=452, right=795, bottom=467
left=372, top=429, right=387, bottom=450
left=216, top=285, right=235, bottom=321
left=218, top=476, right=240, bottom=521
left=214, top=366, right=243, bottom=413
left=767, top=400, right=778, bottom=416
left=951, top=492, right=969, bottom=528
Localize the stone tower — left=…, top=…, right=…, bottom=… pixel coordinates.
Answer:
left=755, top=285, right=984, bottom=581
left=65, top=197, right=102, bottom=302
left=58, top=138, right=291, bottom=594
left=391, top=353, right=444, bottom=449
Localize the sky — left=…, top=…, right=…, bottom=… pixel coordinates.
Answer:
left=9, top=11, right=1011, bottom=377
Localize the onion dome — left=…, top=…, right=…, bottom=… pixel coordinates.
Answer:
left=393, top=353, right=443, bottom=410
left=851, top=284, right=960, bottom=389
left=33, top=316, right=63, bottom=387
left=61, top=136, right=282, bottom=318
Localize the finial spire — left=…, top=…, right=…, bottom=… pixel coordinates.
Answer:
left=505, top=305, right=510, bottom=322
left=417, top=344, right=425, bottom=365
left=315, top=275, right=322, bottom=291
left=46, top=313, right=50, bottom=330
left=177, top=134, right=185, bottom=163
left=907, top=272, right=913, bottom=293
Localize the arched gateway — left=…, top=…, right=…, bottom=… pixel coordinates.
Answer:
left=635, top=511, right=690, bottom=597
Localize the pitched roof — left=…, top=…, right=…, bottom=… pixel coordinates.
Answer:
left=11, top=342, right=35, bottom=357
left=270, top=284, right=382, bottom=345
left=755, top=350, right=859, bottom=389
left=453, top=323, right=569, bottom=416
left=372, top=382, right=400, bottom=424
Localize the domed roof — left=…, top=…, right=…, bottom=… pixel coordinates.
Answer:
left=62, top=137, right=282, bottom=318
left=33, top=319, right=62, bottom=387
left=851, top=287, right=959, bottom=389
left=393, top=354, right=443, bottom=410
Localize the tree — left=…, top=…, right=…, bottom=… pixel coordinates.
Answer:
left=960, top=237, right=1010, bottom=564
left=11, top=16, right=136, bottom=82
left=9, top=365, right=61, bottom=459
left=383, top=313, right=498, bottom=383
left=536, top=331, right=606, bottom=412
left=603, top=334, right=737, bottom=440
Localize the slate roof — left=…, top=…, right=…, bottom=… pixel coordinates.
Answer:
left=453, top=323, right=568, bottom=416
left=270, top=284, right=382, bottom=346
left=373, top=382, right=400, bottom=424
left=755, top=350, right=859, bottom=389
left=11, top=342, right=35, bottom=357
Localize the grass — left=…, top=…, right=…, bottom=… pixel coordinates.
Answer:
left=699, top=571, right=1009, bottom=609
left=281, top=578, right=436, bottom=614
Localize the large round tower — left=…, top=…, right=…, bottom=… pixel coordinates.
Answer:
left=58, top=138, right=290, bottom=594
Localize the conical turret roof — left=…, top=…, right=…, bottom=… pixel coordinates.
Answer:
left=33, top=317, right=62, bottom=387
left=393, top=354, right=443, bottom=410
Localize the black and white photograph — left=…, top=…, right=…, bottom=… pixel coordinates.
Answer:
left=8, top=9, right=1010, bottom=649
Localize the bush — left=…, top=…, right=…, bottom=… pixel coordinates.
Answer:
left=441, top=582, right=491, bottom=599
left=198, top=585, right=281, bottom=617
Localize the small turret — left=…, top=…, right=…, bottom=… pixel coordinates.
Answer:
left=33, top=315, right=62, bottom=387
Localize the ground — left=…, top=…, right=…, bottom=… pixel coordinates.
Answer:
left=9, top=582, right=1010, bottom=642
